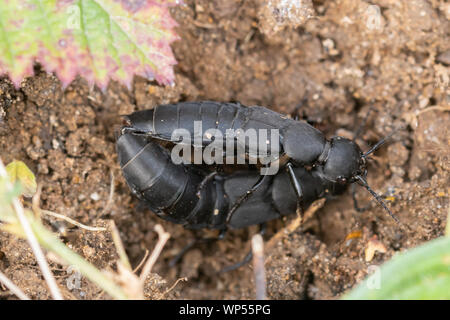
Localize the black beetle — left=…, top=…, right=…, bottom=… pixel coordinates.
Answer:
left=117, top=132, right=348, bottom=229
left=117, top=101, right=397, bottom=229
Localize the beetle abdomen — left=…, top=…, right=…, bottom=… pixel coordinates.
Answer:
left=126, top=101, right=249, bottom=142
left=117, top=132, right=232, bottom=229
left=125, top=102, right=331, bottom=166
left=117, top=133, right=199, bottom=221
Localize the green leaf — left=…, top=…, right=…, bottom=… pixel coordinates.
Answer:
left=0, top=0, right=180, bottom=89
left=343, top=236, right=450, bottom=300
left=6, top=160, right=37, bottom=198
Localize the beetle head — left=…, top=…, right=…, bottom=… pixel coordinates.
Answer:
left=322, top=137, right=366, bottom=185
left=320, top=134, right=399, bottom=223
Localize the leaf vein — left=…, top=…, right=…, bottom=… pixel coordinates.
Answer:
left=93, top=0, right=157, bottom=72
left=78, top=0, right=99, bottom=82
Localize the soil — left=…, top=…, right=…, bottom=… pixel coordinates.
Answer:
left=0, top=0, right=448, bottom=300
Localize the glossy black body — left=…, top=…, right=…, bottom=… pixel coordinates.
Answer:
left=117, top=101, right=365, bottom=229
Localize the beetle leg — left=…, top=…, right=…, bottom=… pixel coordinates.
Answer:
left=225, top=173, right=269, bottom=224
left=286, top=162, right=304, bottom=216
left=196, top=171, right=219, bottom=198
left=219, top=223, right=266, bottom=273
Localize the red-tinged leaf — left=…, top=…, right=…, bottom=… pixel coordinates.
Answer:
left=0, top=0, right=181, bottom=90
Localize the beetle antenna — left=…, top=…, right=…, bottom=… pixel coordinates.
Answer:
left=355, top=175, right=399, bottom=223
left=362, top=131, right=396, bottom=158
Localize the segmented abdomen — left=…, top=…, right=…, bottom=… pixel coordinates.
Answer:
left=117, top=132, right=229, bottom=229
left=127, top=102, right=254, bottom=142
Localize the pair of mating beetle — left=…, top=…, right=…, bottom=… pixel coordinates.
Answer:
left=117, top=101, right=397, bottom=266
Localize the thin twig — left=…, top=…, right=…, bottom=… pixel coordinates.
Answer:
left=133, top=250, right=149, bottom=273
left=192, top=20, right=216, bottom=29
left=0, top=270, right=30, bottom=300
left=33, top=183, right=106, bottom=232
left=252, top=234, right=266, bottom=300
left=416, top=105, right=450, bottom=115
left=41, top=210, right=107, bottom=232
left=158, top=277, right=187, bottom=299
left=14, top=201, right=63, bottom=301
left=32, top=183, right=43, bottom=216
left=266, top=198, right=325, bottom=252
left=140, top=224, right=170, bottom=283
left=0, top=158, right=63, bottom=300
left=109, top=220, right=131, bottom=271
